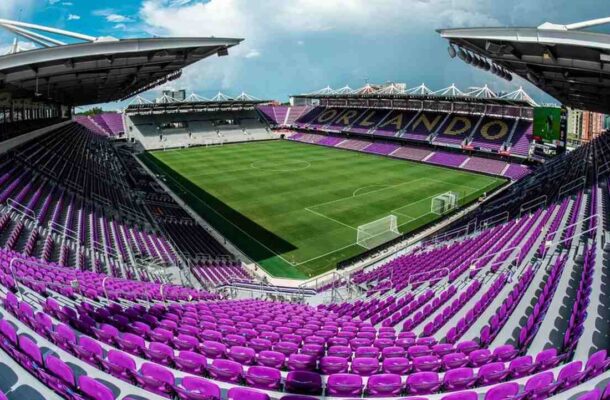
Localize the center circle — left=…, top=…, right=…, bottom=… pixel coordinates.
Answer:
left=250, top=160, right=311, bottom=172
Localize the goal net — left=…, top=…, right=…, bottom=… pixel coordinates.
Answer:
left=431, top=191, right=460, bottom=215
left=357, top=215, right=400, bottom=249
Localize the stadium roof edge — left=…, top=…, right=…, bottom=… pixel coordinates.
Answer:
left=437, top=18, right=610, bottom=113
left=0, top=32, right=243, bottom=106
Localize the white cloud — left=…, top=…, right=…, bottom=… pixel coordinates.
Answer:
left=48, top=0, right=60, bottom=4
left=244, top=49, right=261, bottom=59
left=106, top=14, right=134, bottom=23
left=0, top=0, right=36, bottom=18
left=67, top=13, right=80, bottom=20
left=114, top=23, right=128, bottom=30
left=138, top=0, right=503, bottom=94
left=62, top=2, right=74, bottom=5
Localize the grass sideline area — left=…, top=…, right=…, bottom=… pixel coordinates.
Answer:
left=140, top=140, right=506, bottom=279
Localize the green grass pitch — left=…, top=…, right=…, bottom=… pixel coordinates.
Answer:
left=140, top=140, right=506, bottom=279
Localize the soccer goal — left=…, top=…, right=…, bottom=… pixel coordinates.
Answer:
left=431, top=191, right=460, bottom=215
left=357, top=215, right=401, bottom=249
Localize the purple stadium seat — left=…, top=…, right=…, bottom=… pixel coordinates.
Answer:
left=355, top=346, right=380, bottom=359
left=493, top=344, right=518, bottom=362
left=477, top=362, right=509, bottom=385
left=326, top=373, right=363, bottom=397
left=257, top=350, right=286, bottom=369
left=285, top=371, right=322, bottom=395
left=520, top=371, right=555, bottom=399
left=174, top=376, right=221, bottom=400
left=227, top=387, right=270, bottom=400
left=279, top=397, right=319, bottom=400
left=92, top=323, right=119, bottom=345
left=443, top=352, right=469, bottom=370
left=287, top=353, right=317, bottom=371
left=227, top=345, right=256, bottom=365
left=100, top=350, right=137, bottom=382
left=199, top=340, right=227, bottom=359
left=578, top=388, right=601, bottom=400
left=484, top=382, right=520, bottom=400
left=413, top=355, right=441, bottom=372
left=556, top=361, right=583, bottom=390
left=144, top=342, right=175, bottom=366
left=441, top=392, right=478, bottom=400
left=328, top=345, right=352, bottom=360
left=366, top=373, right=403, bottom=397
left=115, top=333, right=145, bottom=356
left=249, top=338, right=272, bottom=352
left=510, top=355, right=535, bottom=378
left=382, top=357, right=410, bottom=375
left=45, top=355, right=78, bottom=395
left=275, top=341, right=300, bottom=356
left=320, top=356, right=349, bottom=374
left=174, top=351, right=207, bottom=375
left=208, top=359, right=243, bottom=383
left=469, top=349, right=493, bottom=367
left=455, top=341, right=479, bottom=355
left=432, top=344, right=455, bottom=357
left=535, top=348, right=561, bottom=370
left=173, top=334, right=198, bottom=351
left=0, top=320, right=18, bottom=358
left=245, top=366, right=282, bottom=390
left=135, top=362, right=175, bottom=397
left=443, top=367, right=476, bottom=391
left=583, top=350, right=608, bottom=378
left=78, top=376, right=114, bottom=400
left=19, top=335, right=43, bottom=371
left=407, top=371, right=441, bottom=395
left=351, top=357, right=380, bottom=376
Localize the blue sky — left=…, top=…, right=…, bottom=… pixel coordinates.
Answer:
left=2, top=0, right=609, bottom=108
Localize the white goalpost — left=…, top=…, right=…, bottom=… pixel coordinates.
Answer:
left=357, top=215, right=401, bottom=249
left=431, top=191, right=460, bottom=215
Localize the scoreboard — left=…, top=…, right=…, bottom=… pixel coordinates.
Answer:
left=532, top=107, right=567, bottom=153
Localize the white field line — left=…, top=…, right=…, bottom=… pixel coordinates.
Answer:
left=352, top=185, right=389, bottom=197
left=304, top=207, right=358, bottom=231
left=307, top=177, right=428, bottom=211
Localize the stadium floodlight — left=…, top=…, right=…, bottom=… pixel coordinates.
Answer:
left=465, top=52, right=473, bottom=64
left=448, top=44, right=457, bottom=58
left=356, top=215, right=401, bottom=250
left=458, top=47, right=467, bottom=61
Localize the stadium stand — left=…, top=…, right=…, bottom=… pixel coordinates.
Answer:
left=289, top=106, right=534, bottom=158
left=126, top=110, right=275, bottom=150
left=286, top=131, right=531, bottom=180
left=2, top=14, right=610, bottom=400
left=1, top=135, right=610, bottom=398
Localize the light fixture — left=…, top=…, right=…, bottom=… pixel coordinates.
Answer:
left=458, top=48, right=467, bottom=61
left=465, top=52, right=473, bottom=64
left=448, top=44, right=457, bottom=58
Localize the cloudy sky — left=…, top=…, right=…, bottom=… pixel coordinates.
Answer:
left=1, top=0, right=608, bottom=107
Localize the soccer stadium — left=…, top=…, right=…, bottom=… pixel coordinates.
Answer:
left=0, top=3, right=610, bottom=400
